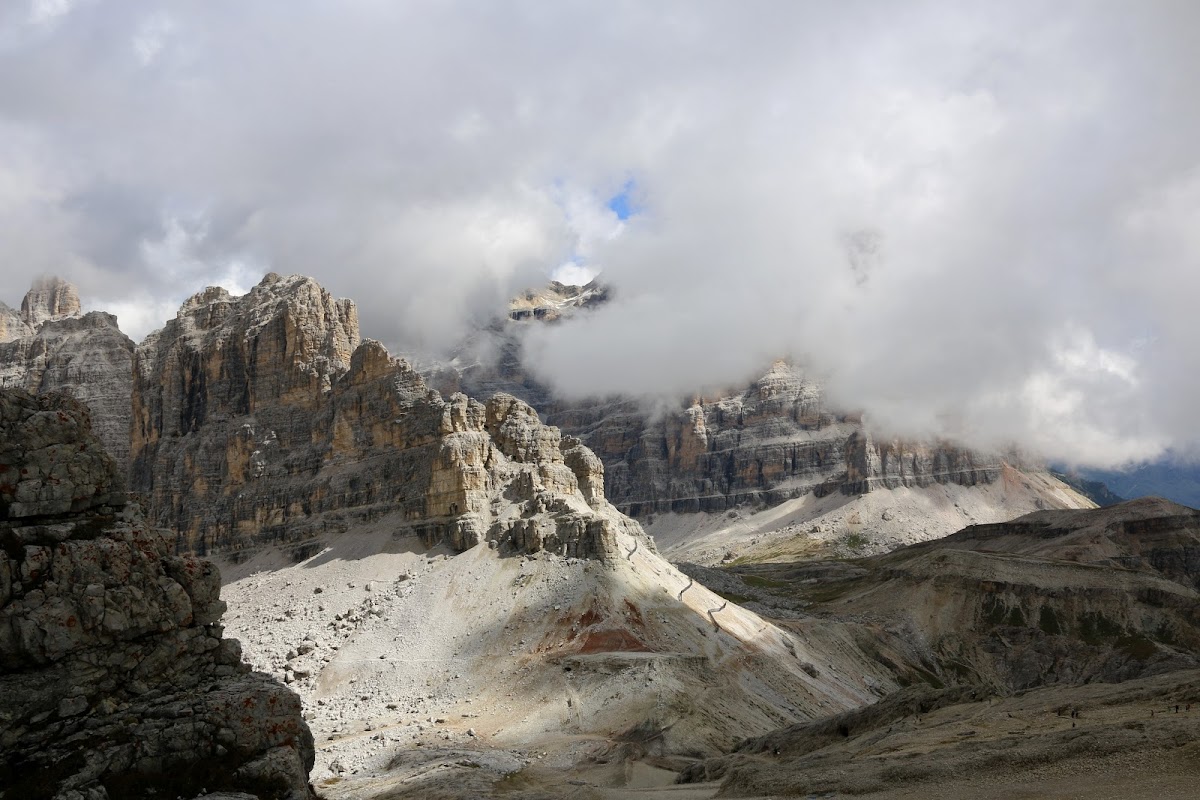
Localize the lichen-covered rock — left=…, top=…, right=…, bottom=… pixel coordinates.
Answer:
left=130, top=275, right=645, bottom=561
left=0, top=388, right=315, bottom=800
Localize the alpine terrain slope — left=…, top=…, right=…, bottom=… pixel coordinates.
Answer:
left=680, top=497, right=1200, bottom=799
left=0, top=273, right=1188, bottom=800
left=122, top=274, right=897, bottom=797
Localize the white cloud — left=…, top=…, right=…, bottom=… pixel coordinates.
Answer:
left=550, top=263, right=598, bottom=286
left=132, top=13, right=175, bottom=66
left=1, top=1, right=1200, bottom=466
left=28, top=0, right=73, bottom=26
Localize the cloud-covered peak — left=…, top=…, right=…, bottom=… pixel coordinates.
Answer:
left=1, top=2, right=1199, bottom=467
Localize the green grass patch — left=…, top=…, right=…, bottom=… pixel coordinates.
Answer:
left=844, top=532, right=868, bottom=550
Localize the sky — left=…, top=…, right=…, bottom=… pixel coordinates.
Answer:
left=2, top=0, right=1200, bottom=468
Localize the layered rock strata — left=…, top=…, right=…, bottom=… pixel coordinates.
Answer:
left=131, top=274, right=642, bottom=560
left=0, top=388, right=314, bottom=799
left=507, top=279, right=607, bottom=322
left=19, top=276, right=81, bottom=330
left=731, top=497, right=1200, bottom=691
left=0, top=278, right=134, bottom=474
left=442, top=342, right=1005, bottom=516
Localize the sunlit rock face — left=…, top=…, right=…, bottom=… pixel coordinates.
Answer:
left=0, top=388, right=315, bottom=800
left=131, top=273, right=643, bottom=561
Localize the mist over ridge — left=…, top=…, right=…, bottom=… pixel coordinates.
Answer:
left=2, top=2, right=1199, bottom=468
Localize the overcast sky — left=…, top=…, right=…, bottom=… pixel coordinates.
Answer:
left=2, top=1, right=1199, bottom=468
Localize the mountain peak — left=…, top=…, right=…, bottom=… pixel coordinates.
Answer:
left=20, top=274, right=81, bottom=330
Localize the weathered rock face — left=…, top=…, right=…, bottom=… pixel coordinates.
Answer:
left=507, top=279, right=607, bottom=322
left=0, top=302, right=32, bottom=344
left=20, top=276, right=81, bottom=330
left=131, top=274, right=642, bottom=561
left=440, top=343, right=1004, bottom=516
left=0, top=311, right=135, bottom=475
left=0, top=388, right=314, bottom=800
left=0, top=278, right=135, bottom=476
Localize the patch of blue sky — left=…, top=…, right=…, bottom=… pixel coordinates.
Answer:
left=606, top=179, right=637, bottom=220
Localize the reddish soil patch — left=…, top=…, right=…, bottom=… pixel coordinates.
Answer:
left=577, top=627, right=653, bottom=654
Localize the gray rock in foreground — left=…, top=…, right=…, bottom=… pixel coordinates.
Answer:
left=0, top=389, right=315, bottom=800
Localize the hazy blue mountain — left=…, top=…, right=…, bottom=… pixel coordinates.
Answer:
left=1049, top=471, right=1125, bottom=507
left=1074, top=459, right=1200, bottom=510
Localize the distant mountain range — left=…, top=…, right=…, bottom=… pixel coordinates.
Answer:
left=1073, top=460, right=1200, bottom=510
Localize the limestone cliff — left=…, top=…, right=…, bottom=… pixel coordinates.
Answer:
left=0, top=388, right=314, bottom=799
left=0, top=302, right=31, bottom=344
left=131, top=274, right=642, bottom=560
left=441, top=338, right=1006, bottom=516
left=0, top=279, right=134, bottom=475
left=507, top=279, right=607, bottom=322
left=20, top=276, right=81, bottom=330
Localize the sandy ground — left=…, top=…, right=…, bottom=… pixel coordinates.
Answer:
left=646, top=468, right=1092, bottom=566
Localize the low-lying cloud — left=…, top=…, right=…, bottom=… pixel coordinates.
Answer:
left=2, top=1, right=1199, bottom=467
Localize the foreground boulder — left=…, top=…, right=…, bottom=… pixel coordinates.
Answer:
left=0, top=389, right=314, bottom=799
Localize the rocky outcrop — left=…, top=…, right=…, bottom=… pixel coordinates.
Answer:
left=0, top=279, right=134, bottom=475
left=0, top=303, right=32, bottom=344
left=507, top=279, right=607, bottom=322
left=0, top=312, right=135, bottom=474
left=0, top=388, right=314, bottom=800
left=20, top=276, right=81, bottom=331
left=441, top=346, right=1005, bottom=516
left=842, top=428, right=1000, bottom=494
left=131, top=274, right=644, bottom=561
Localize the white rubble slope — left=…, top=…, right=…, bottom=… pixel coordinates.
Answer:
left=648, top=465, right=1095, bottom=565
left=218, top=517, right=895, bottom=795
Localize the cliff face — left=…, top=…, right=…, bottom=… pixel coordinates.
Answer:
left=0, top=388, right=314, bottom=799
left=0, top=303, right=32, bottom=343
left=19, top=276, right=81, bottom=330
left=442, top=337, right=1004, bottom=517
left=131, top=274, right=641, bottom=560
left=0, top=279, right=134, bottom=476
